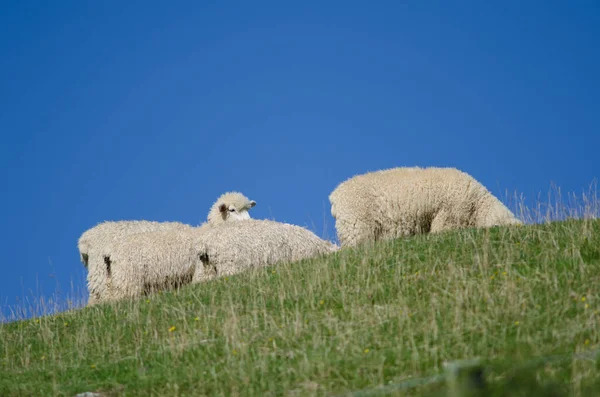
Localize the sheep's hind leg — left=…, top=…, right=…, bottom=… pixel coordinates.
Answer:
left=192, top=255, right=218, bottom=284
left=430, top=210, right=450, bottom=233
left=337, top=218, right=383, bottom=247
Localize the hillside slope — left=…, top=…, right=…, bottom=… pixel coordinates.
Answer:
left=1, top=219, right=600, bottom=396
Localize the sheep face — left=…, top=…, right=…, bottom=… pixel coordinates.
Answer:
left=218, top=202, right=255, bottom=221
left=207, top=192, right=257, bottom=225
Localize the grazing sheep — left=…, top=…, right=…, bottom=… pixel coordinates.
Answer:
left=79, top=191, right=257, bottom=305
left=329, top=166, right=522, bottom=248
left=103, top=228, right=206, bottom=301
left=193, top=219, right=339, bottom=283
left=78, top=220, right=193, bottom=305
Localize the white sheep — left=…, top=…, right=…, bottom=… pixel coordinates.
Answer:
left=78, top=220, right=193, bottom=305
left=329, top=166, right=522, bottom=248
left=78, top=191, right=256, bottom=305
left=193, top=219, right=339, bottom=283
left=101, top=227, right=206, bottom=301
left=102, top=219, right=336, bottom=301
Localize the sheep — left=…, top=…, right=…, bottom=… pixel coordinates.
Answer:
left=101, top=227, right=206, bottom=301
left=78, top=220, right=194, bottom=305
left=329, top=166, right=522, bottom=248
left=78, top=191, right=257, bottom=305
left=193, top=219, right=339, bottom=283
left=102, top=219, right=337, bottom=301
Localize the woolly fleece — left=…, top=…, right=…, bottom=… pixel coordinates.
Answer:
left=78, top=220, right=193, bottom=305
left=103, top=227, right=206, bottom=301
left=329, top=166, right=522, bottom=247
left=193, top=219, right=338, bottom=282
left=80, top=191, right=257, bottom=304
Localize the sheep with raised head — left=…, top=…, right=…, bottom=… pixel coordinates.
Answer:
left=79, top=191, right=256, bottom=305
left=329, top=166, right=522, bottom=248
left=193, top=219, right=339, bottom=283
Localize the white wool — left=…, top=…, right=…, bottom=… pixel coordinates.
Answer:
left=103, top=227, right=206, bottom=301
left=79, top=191, right=257, bottom=305
left=193, top=219, right=339, bottom=283
left=78, top=220, right=193, bottom=305
left=329, top=166, right=522, bottom=248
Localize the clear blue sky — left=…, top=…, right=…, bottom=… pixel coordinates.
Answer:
left=1, top=1, right=598, bottom=319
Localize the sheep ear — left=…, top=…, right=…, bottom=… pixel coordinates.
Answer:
left=249, top=200, right=256, bottom=208
left=219, top=203, right=227, bottom=213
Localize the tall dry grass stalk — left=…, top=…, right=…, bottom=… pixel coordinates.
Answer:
left=501, top=179, right=599, bottom=225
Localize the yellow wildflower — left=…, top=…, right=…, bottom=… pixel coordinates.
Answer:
left=168, top=326, right=176, bottom=332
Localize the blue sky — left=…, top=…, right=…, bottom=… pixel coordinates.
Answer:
left=1, top=1, right=598, bottom=319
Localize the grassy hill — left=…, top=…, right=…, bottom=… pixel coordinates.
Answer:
left=1, top=219, right=600, bottom=396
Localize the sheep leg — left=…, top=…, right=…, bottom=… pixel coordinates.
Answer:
left=110, top=283, right=145, bottom=301
left=430, top=210, right=450, bottom=233
left=87, top=292, right=100, bottom=306
left=336, top=218, right=382, bottom=247
left=110, top=263, right=145, bottom=300
left=85, top=254, right=112, bottom=306
left=192, top=255, right=218, bottom=283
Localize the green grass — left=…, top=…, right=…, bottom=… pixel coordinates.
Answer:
left=1, top=218, right=600, bottom=396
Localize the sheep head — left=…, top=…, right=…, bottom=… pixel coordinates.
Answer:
left=207, top=192, right=257, bottom=225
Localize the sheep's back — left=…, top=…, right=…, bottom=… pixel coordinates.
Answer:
left=196, top=219, right=333, bottom=273
left=78, top=220, right=193, bottom=255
